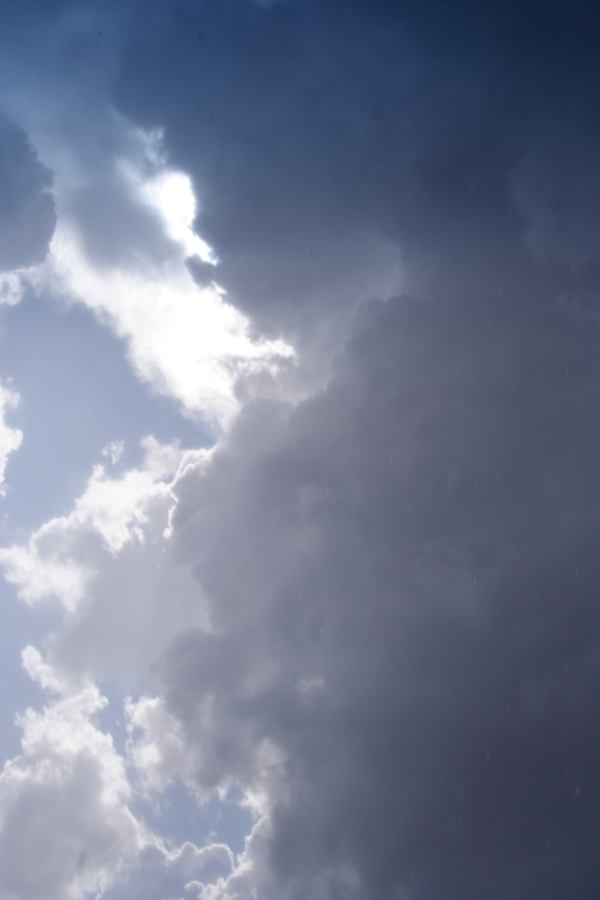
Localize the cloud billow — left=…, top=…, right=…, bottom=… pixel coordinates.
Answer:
left=156, top=288, right=600, bottom=899
left=0, top=115, right=56, bottom=274
left=3, top=1, right=600, bottom=898
left=110, top=3, right=600, bottom=896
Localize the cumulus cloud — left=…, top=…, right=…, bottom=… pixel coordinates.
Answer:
left=101, top=9, right=600, bottom=891
left=1, top=22, right=294, bottom=429
left=511, top=110, right=600, bottom=271
left=38, top=286, right=598, bottom=899
left=45, top=214, right=292, bottom=429
left=0, top=382, right=22, bottom=496
left=197, top=816, right=362, bottom=900
left=0, top=114, right=56, bottom=275
left=100, top=839, right=233, bottom=900
left=0, top=436, right=179, bottom=608
left=125, top=694, right=197, bottom=797
left=0, top=648, right=239, bottom=900
left=0, top=273, right=25, bottom=306
left=4, top=2, right=600, bottom=900
left=126, top=286, right=600, bottom=900
left=15, top=115, right=294, bottom=430
left=0, top=677, right=141, bottom=900
left=0, top=437, right=208, bottom=682
left=115, top=0, right=406, bottom=359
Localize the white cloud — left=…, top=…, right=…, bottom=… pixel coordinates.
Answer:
left=45, top=220, right=292, bottom=429
left=0, top=437, right=210, bottom=682
left=196, top=816, right=361, bottom=900
left=101, top=439, right=125, bottom=467
left=136, top=167, right=217, bottom=266
left=21, top=644, right=73, bottom=695
left=0, top=649, right=237, bottom=900
left=0, top=381, right=23, bottom=496
left=100, top=839, right=233, bottom=900
left=0, top=272, right=25, bottom=306
left=21, top=124, right=295, bottom=431
left=125, top=695, right=196, bottom=797
left=0, top=677, right=142, bottom=900
left=0, top=436, right=180, bottom=609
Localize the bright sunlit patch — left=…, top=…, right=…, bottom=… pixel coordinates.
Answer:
left=45, top=220, right=293, bottom=429
left=31, top=136, right=295, bottom=430
left=142, top=170, right=217, bottom=265
left=118, top=148, right=218, bottom=266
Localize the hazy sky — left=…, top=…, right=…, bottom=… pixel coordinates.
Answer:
left=1, top=2, right=600, bottom=898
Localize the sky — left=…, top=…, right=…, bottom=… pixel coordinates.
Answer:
left=1, top=1, right=600, bottom=898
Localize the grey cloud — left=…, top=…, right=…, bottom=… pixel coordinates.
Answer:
left=100, top=841, right=233, bottom=900
left=98, top=3, right=600, bottom=898
left=4, top=2, right=600, bottom=898
left=55, top=112, right=185, bottom=272
left=113, top=0, right=415, bottom=349
left=512, top=109, right=600, bottom=271
left=112, top=2, right=600, bottom=341
left=0, top=115, right=56, bottom=273
left=144, top=286, right=600, bottom=899
left=110, top=2, right=568, bottom=335
left=0, top=3, right=183, bottom=276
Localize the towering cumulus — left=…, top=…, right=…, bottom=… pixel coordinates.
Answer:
left=0, top=2, right=599, bottom=899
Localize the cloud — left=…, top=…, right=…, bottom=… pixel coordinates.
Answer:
left=0, top=437, right=209, bottom=683
left=125, top=694, right=198, bottom=797
left=198, top=816, right=362, bottom=900
left=0, top=114, right=56, bottom=276
left=0, top=436, right=179, bottom=609
left=0, top=677, right=141, bottom=900
left=0, top=648, right=237, bottom=900
left=114, top=0, right=407, bottom=359
left=0, top=10, right=294, bottom=429
left=4, top=2, right=600, bottom=899
left=101, top=440, right=125, bottom=467
left=0, top=273, right=25, bottom=306
left=17, top=117, right=294, bottom=430
left=0, top=382, right=23, bottom=496
left=100, top=840, right=233, bottom=900
left=511, top=105, right=600, bottom=272
left=128, top=289, right=600, bottom=899
left=44, top=214, right=293, bottom=429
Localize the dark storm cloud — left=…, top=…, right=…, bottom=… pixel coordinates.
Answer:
left=2, top=0, right=600, bottom=897
left=0, top=0, right=179, bottom=275
left=0, top=115, right=56, bottom=272
left=103, top=1, right=600, bottom=898
left=157, top=286, right=600, bottom=900
left=113, top=0, right=420, bottom=345
left=112, top=0, right=600, bottom=340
